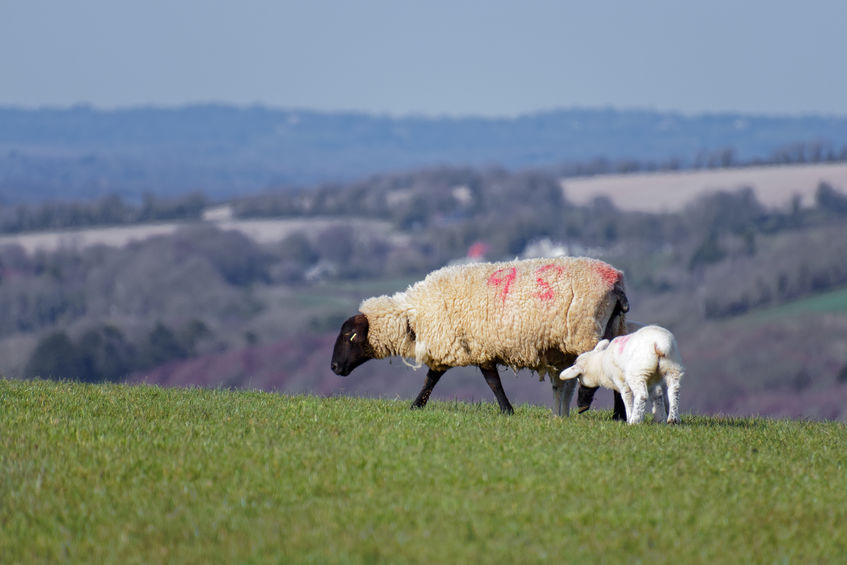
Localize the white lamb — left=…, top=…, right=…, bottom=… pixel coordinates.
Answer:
left=558, top=325, right=683, bottom=424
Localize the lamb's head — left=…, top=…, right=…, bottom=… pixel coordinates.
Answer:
left=331, top=314, right=373, bottom=376
left=559, top=339, right=609, bottom=388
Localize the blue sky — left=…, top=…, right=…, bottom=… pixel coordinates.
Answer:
left=2, top=0, right=845, bottom=117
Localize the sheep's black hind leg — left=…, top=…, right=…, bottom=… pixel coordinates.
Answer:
left=480, top=365, right=514, bottom=414
left=411, top=368, right=445, bottom=409
left=612, top=391, right=627, bottom=421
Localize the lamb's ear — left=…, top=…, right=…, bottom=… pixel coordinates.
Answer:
left=559, top=366, right=581, bottom=381
left=594, top=339, right=610, bottom=352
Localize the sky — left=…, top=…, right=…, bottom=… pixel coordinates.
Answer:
left=2, top=0, right=846, bottom=118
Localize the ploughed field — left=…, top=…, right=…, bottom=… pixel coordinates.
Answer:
left=2, top=379, right=845, bottom=563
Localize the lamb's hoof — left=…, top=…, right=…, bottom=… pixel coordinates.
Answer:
left=667, top=418, right=680, bottom=425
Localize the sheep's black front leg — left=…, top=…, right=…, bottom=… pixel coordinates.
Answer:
left=410, top=368, right=445, bottom=409
left=479, top=365, right=514, bottom=414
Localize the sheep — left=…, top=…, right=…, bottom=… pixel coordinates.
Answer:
left=330, top=256, right=629, bottom=415
left=558, top=325, right=683, bottom=424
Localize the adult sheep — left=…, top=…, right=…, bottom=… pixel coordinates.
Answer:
left=330, top=257, right=629, bottom=415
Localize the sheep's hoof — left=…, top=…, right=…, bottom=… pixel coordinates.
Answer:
left=667, top=418, right=680, bottom=425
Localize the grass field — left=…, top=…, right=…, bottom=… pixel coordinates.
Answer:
left=561, top=161, right=847, bottom=212
left=2, top=379, right=846, bottom=564
left=749, top=285, right=847, bottom=321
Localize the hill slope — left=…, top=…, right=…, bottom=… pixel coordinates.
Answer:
left=3, top=379, right=845, bottom=563
left=561, top=162, right=847, bottom=212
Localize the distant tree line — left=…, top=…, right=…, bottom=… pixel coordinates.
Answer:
left=25, top=320, right=209, bottom=383
left=0, top=192, right=207, bottom=234
left=3, top=140, right=846, bottom=236
left=554, top=141, right=847, bottom=177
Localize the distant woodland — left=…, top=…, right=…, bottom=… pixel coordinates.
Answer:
left=1, top=162, right=846, bottom=412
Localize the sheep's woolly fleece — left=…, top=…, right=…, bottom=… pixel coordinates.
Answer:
left=359, top=257, right=627, bottom=377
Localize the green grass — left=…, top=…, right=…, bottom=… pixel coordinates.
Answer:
left=2, top=379, right=846, bottom=564
left=749, top=285, right=847, bottom=320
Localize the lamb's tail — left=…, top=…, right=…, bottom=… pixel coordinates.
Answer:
left=653, top=340, right=672, bottom=359
left=655, top=338, right=684, bottom=382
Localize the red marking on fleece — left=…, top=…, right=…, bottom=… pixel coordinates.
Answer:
left=488, top=267, right=517, bottom=304
left=612, top=334, right=630, bottom=354
left=593, top=263, right=621, bottom=287
left=534, top=264, right=565, bottom=301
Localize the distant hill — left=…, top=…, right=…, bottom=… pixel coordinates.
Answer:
left=3, top=104, right=847, bottom=204
left=561, top=162, right=847, bottom=212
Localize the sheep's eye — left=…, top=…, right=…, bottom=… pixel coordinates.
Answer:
left=350, top=332, right=357, bottom=342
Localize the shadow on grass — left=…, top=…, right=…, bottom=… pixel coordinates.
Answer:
left=322, top=394, right=795, bottom=428
left=561, top=410, right=776, bottom=429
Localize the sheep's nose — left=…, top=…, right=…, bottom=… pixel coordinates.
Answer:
left=331, top=361, right=340, bottom=374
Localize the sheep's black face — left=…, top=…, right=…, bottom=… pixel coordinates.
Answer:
left=331, top=314, right=373, bottom=376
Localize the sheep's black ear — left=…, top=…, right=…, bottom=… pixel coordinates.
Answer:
left=350, top=314, right=369, bottom=339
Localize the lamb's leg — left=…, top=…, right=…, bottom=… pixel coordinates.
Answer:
left=649, top=384, right=666, bottom=423
left=629, top=380, right=650, bottom=424
left=552, top=377, right=577, bottom=416
left=410, top=368, right=446, bottom=410
left=479, top=365, right=514, bottom=415
left=666, top=376, right=681, bottom=424
left=620, top=386, right=634, bottom=422
left=602, top=306, right=628, bottom=421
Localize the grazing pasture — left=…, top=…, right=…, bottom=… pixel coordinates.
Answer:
left=2, top=379, right=845, bottom=563
left=561, top=162, right=847, bottom=212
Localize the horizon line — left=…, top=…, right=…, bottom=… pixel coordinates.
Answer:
left=2, top=101, right=847, bottom=121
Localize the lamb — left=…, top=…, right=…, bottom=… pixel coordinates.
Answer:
left=330, top=256, right=629, bottom=415
left=558, top=325, right=683, bottom=424
left=574, top=320, right=647, bottom=417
